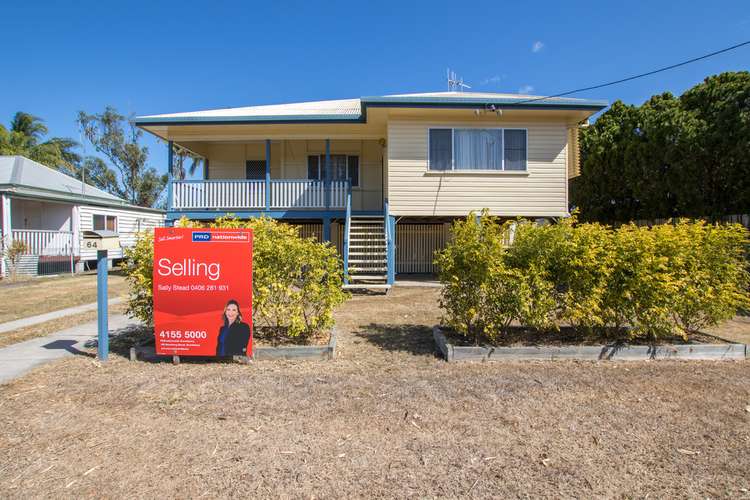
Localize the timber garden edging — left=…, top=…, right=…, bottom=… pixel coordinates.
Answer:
left=253, top=328, right=337, bottom=361
left=433, top=326, right=747, bottom=362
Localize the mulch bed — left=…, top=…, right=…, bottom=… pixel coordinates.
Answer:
left=252, top=326, right=330, bottom=347
left=0, top=286, right=748, bottom=497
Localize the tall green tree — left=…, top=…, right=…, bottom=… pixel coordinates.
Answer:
left=77, top=107, right=167, bottom=207
left=572, top=71, right=750, bottom=223
left=680, top=71, right=750, bottom=215
left=78, top=156, right=120, bottom=195
left=0, top=112, right=81, bottom=171
left=572, top=101, right=642, bottom=222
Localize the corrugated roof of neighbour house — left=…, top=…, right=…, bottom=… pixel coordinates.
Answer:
left=0, top=156, right=163, bottom=213
left=133, top=91, right=608, bottom=125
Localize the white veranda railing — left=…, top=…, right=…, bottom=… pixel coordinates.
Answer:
left=11, top=230, right=74, bottom=256
left=171, top=179, right=349, bottom=210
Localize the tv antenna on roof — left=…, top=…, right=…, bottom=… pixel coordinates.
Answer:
left=447, top=69, right=471, bottom=92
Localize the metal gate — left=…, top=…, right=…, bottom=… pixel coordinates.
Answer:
left=396, top=223, right=450, bottom=274
left=296, top=223, right=323, bottom=241
left=295, top=222, right=344, bottom=255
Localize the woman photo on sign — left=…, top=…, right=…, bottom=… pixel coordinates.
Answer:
left=216, top=299, right=251, bottom=356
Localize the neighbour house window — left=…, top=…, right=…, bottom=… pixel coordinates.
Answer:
left=428, top=128, right=528, bottom=171
left=306, top=155, right=360, bottom=187
left=93, top=214, right=117, bottom=232
left=245, top=160, right=265, bottom=180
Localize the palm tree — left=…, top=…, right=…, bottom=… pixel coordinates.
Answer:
left=0, top=112, right=81, bottom=171
left=172, top=144, right=204, bottom=180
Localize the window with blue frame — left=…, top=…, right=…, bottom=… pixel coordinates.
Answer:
left=428, top=128, right=527, bottom=171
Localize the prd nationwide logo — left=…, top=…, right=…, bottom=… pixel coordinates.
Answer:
left=191, top=231, right=250, bottom=243
left=192, top=232, right=211, bottom=242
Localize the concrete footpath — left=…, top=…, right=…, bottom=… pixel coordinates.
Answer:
left=0, top=297, right=124, bottom=334
left=0, top=314, right=139, bottom=384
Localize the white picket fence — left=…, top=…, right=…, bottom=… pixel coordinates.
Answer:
left=172, top=179, right=348, bottom=210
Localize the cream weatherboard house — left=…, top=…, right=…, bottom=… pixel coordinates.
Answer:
left=134, top=92, right=606, bottom=289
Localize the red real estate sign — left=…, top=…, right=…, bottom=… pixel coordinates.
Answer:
left=153, top=227, right=253, bottom=357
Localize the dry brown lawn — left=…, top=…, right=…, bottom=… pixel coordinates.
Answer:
left=0, top=273, right=129, bottom=324
left=707, top=315, right=750, bottom=344
left=0, top=287, right=748, bottom=498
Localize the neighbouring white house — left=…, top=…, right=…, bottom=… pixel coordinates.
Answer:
left=0, top=156, right=165, bottom=277
left=134, top=91, right=607, bottom=289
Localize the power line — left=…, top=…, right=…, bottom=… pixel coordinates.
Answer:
left=516, top=40, right=750, bottom=105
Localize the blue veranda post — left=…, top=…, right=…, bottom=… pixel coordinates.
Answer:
left=97, top=249, right=109, bottom=361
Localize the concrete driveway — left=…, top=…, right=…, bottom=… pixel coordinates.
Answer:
left=0, top=314, right=139, bottom=384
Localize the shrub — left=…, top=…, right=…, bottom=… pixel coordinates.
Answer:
left=434, top=210, right=504, bottom=343
left=3, top=240, right=29, bottom=280
left=124, top=216, right=349, bottom=343
left=123, top=231, right=155, bottom=324
left=512, top=263, right=558, bottom=332
left=233, top=216, right=348, bottom=341
left=485, top=262, right=557, bottom=338
left=437, top=212, right=750, bottom=343
left=505, top=217, right=614, bottom=331
left=606, top=221, right=750, bottom=340
left=607, top=224, right=678, bottom=340
left=664, top=220, right=750, bottom=336
left=434, top=210, right=555, bottom=343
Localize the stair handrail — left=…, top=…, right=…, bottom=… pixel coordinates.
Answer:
left=384, top=198, right=394, bottom=284
left=343, top=180, right=352, bottom=285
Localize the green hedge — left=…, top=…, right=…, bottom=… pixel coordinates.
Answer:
left=124, top=216, right=349, bottom=343
left=435, top=211, right=750, bottom=344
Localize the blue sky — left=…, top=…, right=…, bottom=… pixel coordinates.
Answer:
left=1, top=0, right=748, bottom=179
